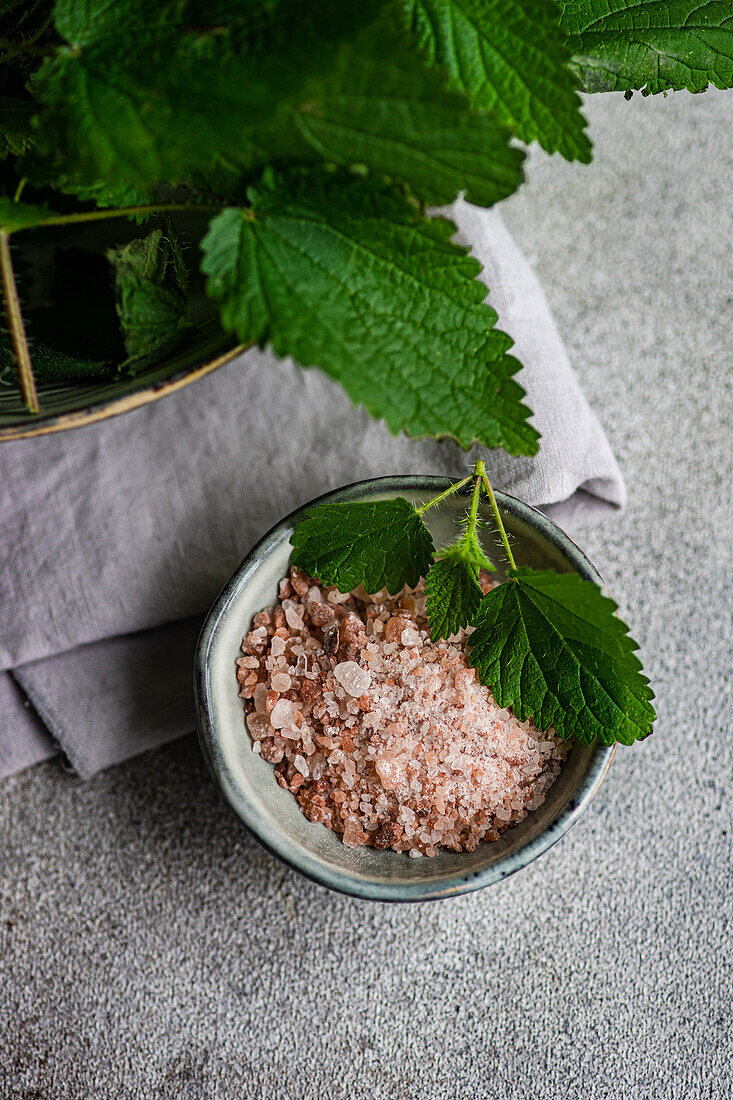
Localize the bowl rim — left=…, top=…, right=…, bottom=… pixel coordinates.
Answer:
left=0, top=339, right=247, bottom=442
left=195, top=475, right=616, bottom=902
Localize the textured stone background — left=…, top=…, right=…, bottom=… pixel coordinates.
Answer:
left=1, top=90, right=731, bottom=1099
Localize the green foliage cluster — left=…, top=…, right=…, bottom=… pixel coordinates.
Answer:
left=0, top=0, right=730, bottom=433
left=291, top=463, right=656, bottom=747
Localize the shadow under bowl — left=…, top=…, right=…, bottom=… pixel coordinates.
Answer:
left=195, top=476, right=615, bottom=902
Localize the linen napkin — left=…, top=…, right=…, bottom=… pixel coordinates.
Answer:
left=0, top=200, right=624, bottom=779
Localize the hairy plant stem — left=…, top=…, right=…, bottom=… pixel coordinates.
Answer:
left=6, top=201, right=225, bottom=236
left=481, top=467, right=516, bottom=572
left=464, top=461, right=484, bottom=539
left=0, top=231, right=38, bottom=413
left=415, top=474, right=472, bottom=516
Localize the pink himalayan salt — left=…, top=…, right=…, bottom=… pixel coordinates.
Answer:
left=333, top=661, right=371, bottom=697
left=238, top=565, right=569, bottom=857
left=270, top=698, right=297, bottom=730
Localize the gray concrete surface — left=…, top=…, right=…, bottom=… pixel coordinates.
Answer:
left=1, top=90, right=732, bottom=1099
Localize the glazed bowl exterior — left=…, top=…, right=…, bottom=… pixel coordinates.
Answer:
left=195, top=476, right=615, bottom=902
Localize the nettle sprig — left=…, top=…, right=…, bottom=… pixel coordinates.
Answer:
left=291, top=461, right=656, bottom=747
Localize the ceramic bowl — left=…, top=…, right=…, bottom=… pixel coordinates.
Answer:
left=195, top=476, right=615, bottom=901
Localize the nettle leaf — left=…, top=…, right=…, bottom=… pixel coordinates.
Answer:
left=106, top=228, right=192, bottom=367
left=290, top=498, right=435, bottom=595
left=278, top=26, right=525, bottom=207
left=0, top=197, right=53, bottom=232
left=468, top=568, right=656, bottom=745
left=402, top=0, right=591, bottom=162
left=30, top=0, right=384, bottom=194
left=200, top=171, right=538, bottom=453
left=426, top=518, right=494, bottom=639
left=558, top=0, right=733, bottom=94
left=425, top=554, right=483, bottom=640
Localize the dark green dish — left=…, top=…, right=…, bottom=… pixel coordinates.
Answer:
left=195, top=477, right=615, bottom=902
left=0, top=320, right=242, bottom=441
left=0, top=213, right=245, bottom=441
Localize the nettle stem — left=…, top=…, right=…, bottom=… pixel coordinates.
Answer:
left=481, top=467, right=516, bottom=572
left=464, top=461, right=484, bottom=539
left=416, top=462, right=515, bottom=572
left=415, top=474, right=472, bottom=516
left=0, top=231, right=38, bottom=414
left=23, top=201, right=224, bottom=233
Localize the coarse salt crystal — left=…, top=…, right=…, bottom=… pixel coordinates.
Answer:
left=375, top=755, right=401, bottom=790
left=401, top=626, right=422, bottom=647
left=271, top=672, right=291, bottom=692
left=271, top=636, right=286, bottom=657
left=270, top=698, right=297, bottom=729
left=237, top=656, right=260, bottom=669
left=333, top=661, right=371, bottom=697
left=246, top=712, right=271, bottom=739
left=293, top=754, right=308, bottom=776
left=253, top=683, right=268, bottom=714
left=285, top=606, right=304, bottom=631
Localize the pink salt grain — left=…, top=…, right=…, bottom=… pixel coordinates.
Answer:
left=333, top=661, right=371, bottom=697
left=270, top=698, right=297, bottom=729
left=238, top=566, right=569, bottom=857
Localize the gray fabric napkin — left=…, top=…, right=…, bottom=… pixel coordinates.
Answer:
left=0, top=200, right=624, bottom=779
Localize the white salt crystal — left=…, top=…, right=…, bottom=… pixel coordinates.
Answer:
left=237, top=655, right=260, bottom=668
left=293, top=754, right=308, bottom=777
left=271, top=672, right=291, bottom=692
left=285, top=606, right=304, bottom=631
left=327, top=589, right=351, bottom=604
left=375, top=755, right=401, bottom=790
left=333, top=661, right=371, bottom=697
left=271, top=636, right=286, bottom=657
left=401, top=626, right=421, bottom=647
left=270, top=698, right=297, bottom=729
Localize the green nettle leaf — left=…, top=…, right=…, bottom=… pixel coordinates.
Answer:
left=279, top=29, right=525, bottom=207
left=402, top=0, right=591, bottom=162
left=425, top=510, right=495, bottom=639
left=290, top=498, right=435, bottom=595
left=29, top=0, right=384, bottom=195
left=106, top=228, right=192, bottom=366
left=558, top=0, right=733, bottom=94
left=468, top=568, right=656, bottom=745
left=200, top=171, right=538, bottom=453
left=0, top=197, right=53, bottom=232
left=425, top=554, right=483, bottom=640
